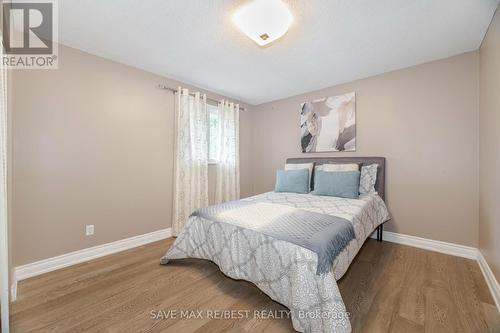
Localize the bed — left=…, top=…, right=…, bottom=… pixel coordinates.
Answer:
left=161, top=157, right=390, bottom=333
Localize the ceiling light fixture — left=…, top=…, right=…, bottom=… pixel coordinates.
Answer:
left=233, top=0, right=293, bottom=47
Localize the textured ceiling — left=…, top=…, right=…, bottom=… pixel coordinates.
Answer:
left=59, top=0, right=499, bottom=105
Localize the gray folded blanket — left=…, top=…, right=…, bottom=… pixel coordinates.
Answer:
left=192, top=200, right=355, bottom=275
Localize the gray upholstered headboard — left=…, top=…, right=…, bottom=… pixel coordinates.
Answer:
left=286, top=157, right=386, bottom=201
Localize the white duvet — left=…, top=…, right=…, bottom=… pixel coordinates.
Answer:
left=161, top=192, right=390, bottom=332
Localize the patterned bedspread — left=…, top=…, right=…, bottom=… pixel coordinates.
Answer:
left=192, top=200, right=356, bottom=275
left=161, top=192, right=390, bottom=333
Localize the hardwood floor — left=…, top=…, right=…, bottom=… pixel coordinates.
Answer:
left=10, top=238, right=500, bottom=333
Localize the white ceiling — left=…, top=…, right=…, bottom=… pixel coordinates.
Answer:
left=59, top=0, right=499, bottom=105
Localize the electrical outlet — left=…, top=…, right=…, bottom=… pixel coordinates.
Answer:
left=85, top=224, right=94, bottom=236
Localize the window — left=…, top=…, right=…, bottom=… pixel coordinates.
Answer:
left=208, top=105, right=220, bottom=163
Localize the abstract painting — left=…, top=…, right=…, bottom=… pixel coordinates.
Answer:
left=300, top=92, right=356, bottom=152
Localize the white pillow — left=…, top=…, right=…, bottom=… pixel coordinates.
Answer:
left=285, top=163, right=314, bottom=188
left=359, top=164, right=378, bottom=194
left=316, top=163, right=359, bottom=172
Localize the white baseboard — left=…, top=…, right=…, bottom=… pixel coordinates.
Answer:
left=371, top=230, right=478, bottom=259
left=14, top=228, right=172, bottom=284
left=371, top=228, right=499, bottom=312
left=10, top=279, right=17, bottom=302
left=477, top=251, right=500, bottom=312
left=12, top=227, right=499, bottom=314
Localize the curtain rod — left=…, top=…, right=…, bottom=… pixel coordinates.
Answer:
left=158, top=84, right=246, bottom=111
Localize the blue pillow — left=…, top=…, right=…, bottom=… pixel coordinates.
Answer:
left=313, top=170, right=360, bottom=199
left=275, top=169, right=310, bottom=194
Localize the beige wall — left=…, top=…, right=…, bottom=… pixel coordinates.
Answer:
left=251, top=52, right=480, bottom=247
left=479, top=7, right=500, bottom=281
left=10, top=41, right=489, bottom=267
left=11, top=44, right=253, bottom=266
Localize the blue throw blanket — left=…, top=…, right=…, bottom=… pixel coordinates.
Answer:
left=192, top=200, right=355, bottom=275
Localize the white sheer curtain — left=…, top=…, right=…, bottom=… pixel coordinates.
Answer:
left=0, top=38, right=10, bottom=332
left=215, top=100, right=240, bottom=203
left=172, top=88, right=208, bottom=236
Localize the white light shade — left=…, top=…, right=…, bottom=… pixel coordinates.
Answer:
left=233, top=0, right=293, bottom=46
